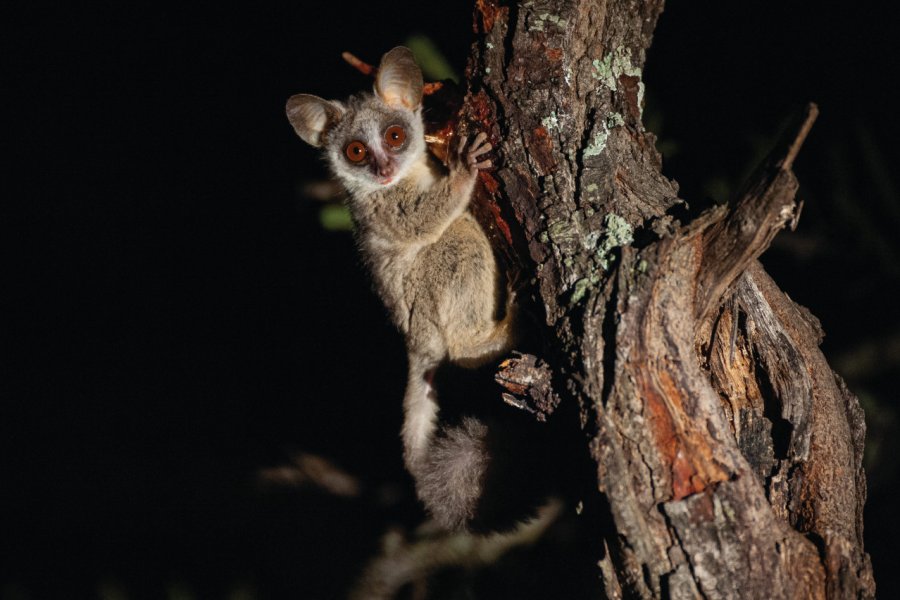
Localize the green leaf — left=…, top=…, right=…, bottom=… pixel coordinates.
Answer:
left=404, top=34, right=459, bottom=83
left=319, top=204, right=354, bottom=231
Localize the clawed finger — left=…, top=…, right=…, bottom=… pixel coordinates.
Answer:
left=469, top=132, right=489, bottom=154
left=469, top=141, right=492, bottom=159
left=455, top=131, right=494, bottom=170
left=456, top=135, right=468, bottom=157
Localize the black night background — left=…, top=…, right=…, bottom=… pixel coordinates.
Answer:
left=6, top=2, right=900, bottom=598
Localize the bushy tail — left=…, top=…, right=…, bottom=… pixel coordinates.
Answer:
left=402, top=352, right=559, bottom=534
left=415, top=416, right=490, bottom=530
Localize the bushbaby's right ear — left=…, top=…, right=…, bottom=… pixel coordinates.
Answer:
left=285, top=94, right=345, bottom=147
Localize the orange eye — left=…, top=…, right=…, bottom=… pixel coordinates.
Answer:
left=345, top=141, right=368, bottom=163
left=385, top=125, right=406, bottom=148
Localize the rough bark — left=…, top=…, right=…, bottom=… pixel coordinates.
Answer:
left=462, top=1, right=875, bottom=597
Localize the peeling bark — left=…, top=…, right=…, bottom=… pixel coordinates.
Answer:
left=460, top=0, right=874, bottom=597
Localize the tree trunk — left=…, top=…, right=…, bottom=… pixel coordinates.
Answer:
left=463, top=1, right=875, bottom=597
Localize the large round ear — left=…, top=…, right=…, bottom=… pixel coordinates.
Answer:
left=375, top=47, right=424, bottom=110
left=285, top=94, right=345, bottom=147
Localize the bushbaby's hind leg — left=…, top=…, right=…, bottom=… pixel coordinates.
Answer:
left=402, top=357, right=440, bottom=473
left=402, top=304, right=449, bottom=472
left=446, top=289, right=517, bottom=368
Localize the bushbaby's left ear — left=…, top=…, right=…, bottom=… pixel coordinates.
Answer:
left=375, top=47, right=424, bottom=110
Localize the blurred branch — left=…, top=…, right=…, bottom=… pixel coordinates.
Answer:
left=257, top=451, right=361, bottom=498
left=350, top=500, right=562, bottom=600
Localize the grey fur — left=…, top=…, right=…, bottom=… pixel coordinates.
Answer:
left=286, top=47, right=516, bottom=530
left=413, top=417, right=489, bottom=531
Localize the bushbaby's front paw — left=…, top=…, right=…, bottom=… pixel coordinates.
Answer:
left=465, top=131, right=493, bottom=171
left=452, top=131, right=493, bottom=173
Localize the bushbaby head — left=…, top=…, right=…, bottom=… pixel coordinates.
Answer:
left=285, top=47, right=426, bottom=194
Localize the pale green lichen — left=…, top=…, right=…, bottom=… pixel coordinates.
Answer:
left=486, top=42, right=494, bottom=49
left=570, top=278, right=591, bottom=305
left=546, top=220, right=565, bottom=241
left=591, top=56, right=614, bottom=87
left=583, top=112, right=627, bottom=160
left=637, top=259, right=648, bottom=273
left=595, top=213, right=634, bottom=271
left=585, top=183, right=599, bottom=193
left=591, top=54, right=616, bottom=89
left=605, top=213, right=634, bottom=246
left=545, top=14, right=568, bottom=28
left=547, top=218, right=577, bottom=245
left=591, top=46, right=642, bottom=92
left=529, top=11, right=567, bottom=31
left=583, top=127, right=609, bottom=158
left=541, top=112, right=559, bottom=131
left=485, top=67, right=492, bottom=74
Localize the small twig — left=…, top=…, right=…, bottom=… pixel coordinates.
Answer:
left=342, top=51, right=374, bottom=76
left=342, top=51, right=445, bottom=95
left=780, top=103, right=819, bottom=171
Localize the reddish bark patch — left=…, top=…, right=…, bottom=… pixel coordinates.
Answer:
left=526, top=126, right=557, bottom=176
left=475, top=0, right=503, bottom=33
left=479, top=171, right=500, bottom=194
left=672, top=448, right=706, bottom=500
left=467, top=90, right=496, bottom=135
left=423, top=81, right=444, bottom=96
left=480, top=185, right=513, bottom=246
left=641, top=374, right=678, bottom=465
left=619, top=74, right=643, bottom=123
left=639, top=367, right=728, bottom=500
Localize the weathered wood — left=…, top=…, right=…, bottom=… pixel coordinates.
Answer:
left=495, top=352, right=559, bottom=421
left=462, top=1, right=874, bottom=597
left=695, top=105, right=817, bottom=322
